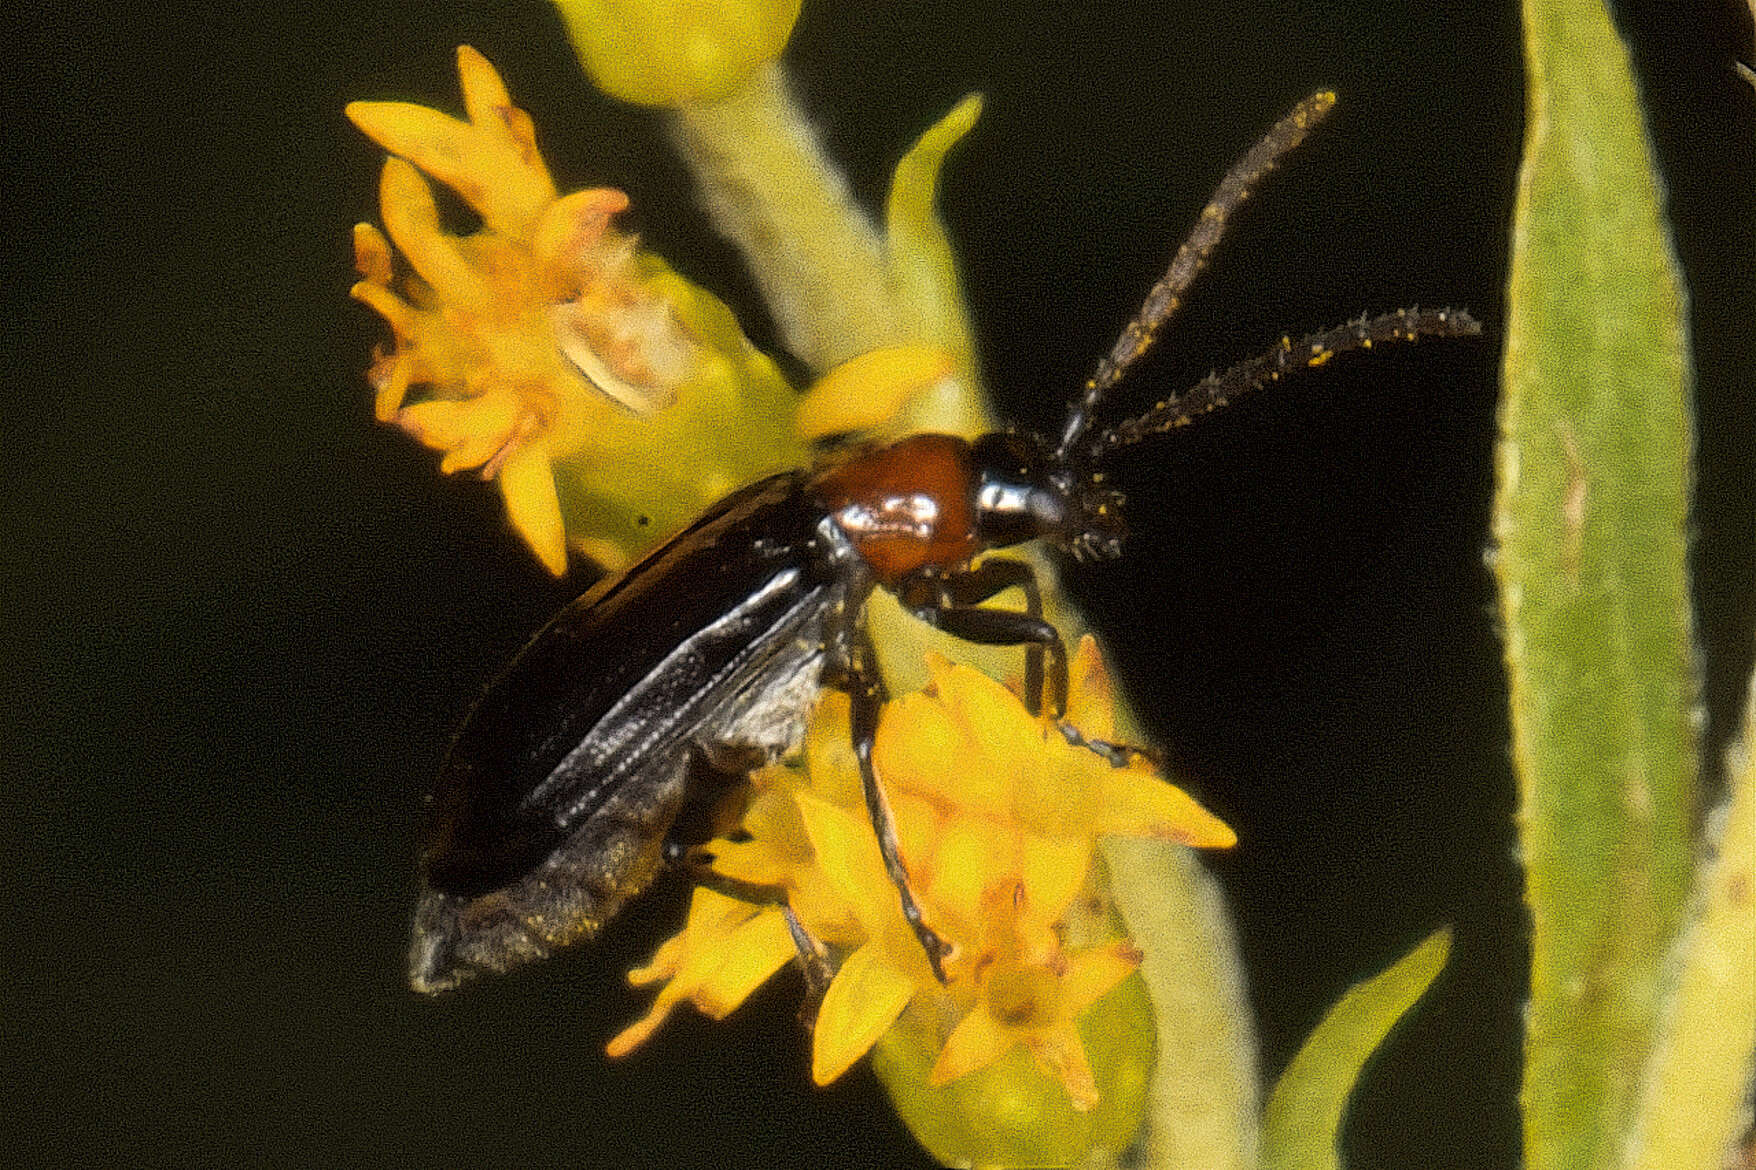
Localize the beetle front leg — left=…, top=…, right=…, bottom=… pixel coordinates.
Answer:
left=898, top=558, right=1069, bottom=718
left=900, top=563, right=1158, bottom=769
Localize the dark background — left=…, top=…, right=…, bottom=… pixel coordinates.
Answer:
left=5, top=0, right=1751, bottom=1166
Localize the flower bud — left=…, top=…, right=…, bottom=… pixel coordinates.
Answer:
left=551, top=0, right=801, bottom=106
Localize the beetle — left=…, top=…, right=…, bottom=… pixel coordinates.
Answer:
left=407, top=91, right=1480, bottom=993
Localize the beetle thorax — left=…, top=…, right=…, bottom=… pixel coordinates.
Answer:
left=811, top=433, right=984, bottom=584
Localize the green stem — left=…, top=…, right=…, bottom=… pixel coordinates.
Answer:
left=667, top=65, right=905, bottom=373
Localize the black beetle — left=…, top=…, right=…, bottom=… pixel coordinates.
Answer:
left=406, top=91, right=1480, bottom=993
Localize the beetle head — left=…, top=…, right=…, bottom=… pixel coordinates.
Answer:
left=970, top=431, right=1127, bottom=562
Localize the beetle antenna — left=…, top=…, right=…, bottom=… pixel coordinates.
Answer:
left=1054, top=90, right=1338, bottom=465
left=1088, top=307, right=1483, bottom=458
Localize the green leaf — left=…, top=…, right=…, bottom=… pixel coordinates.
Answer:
left=1496, top=1, right=1698, bottom=1167
left=1623, top=668, right=1756, bottom=1170
left=1260, top=929, right=1452, bottom=1170
left=883, top=94, right=985, bottom=411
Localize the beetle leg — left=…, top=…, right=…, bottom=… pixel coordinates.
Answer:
left=921, top=558, right=1051, bottom=716
left=782, top=904, right=834, bottom=1011
left=846, top=660, right=953, bottom=982
left=678, top=858, right=836, bottom=996
left=1056, top=721, right=1163, bottom=770
left=900, top=563, right=1164, bottom=769
left=899, top=558, right=1069, bottom=719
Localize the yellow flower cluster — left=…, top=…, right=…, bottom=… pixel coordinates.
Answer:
left=348, top=48, right=803, bottom=574
left=609, top=637, right=1235, bottom=1112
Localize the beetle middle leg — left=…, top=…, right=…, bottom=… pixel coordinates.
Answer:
left=823, top=604, right=952, bottom=983
left=846, top=657, right=952, bottom=982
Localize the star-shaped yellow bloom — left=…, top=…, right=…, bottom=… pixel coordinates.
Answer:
left=609, top=637, right=1235, bottom=1115
left=350, top=47, right=708, bottom=574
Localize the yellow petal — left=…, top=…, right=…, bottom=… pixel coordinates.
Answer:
left=606, top=994, right=681, bottom=1058
left=740, top=775, right=810, bottom=844
left=626, top=930, right=691, bottom=987
left=794, top=345, right=954, bottom=439
left=926, top=814, right=1014, bottom=931
left=793, top=789, right=895, bottom=915
left=530, top=186, right=632, bottom=294
left=1025, top=1021, right=1100, bottom=1112
left=628, top=886, right=760, bottom=984
left=943, top=662, right=1033, bottom=745
left=1057, top=943, right=1141, bottom=1014
left=347, top=98, right=469, bottom=166
left=375, top=157, right=491, bottom=312
left=1005, top=739, right=1098, bottom=837
left=497, top=442, right=568, bottom=575
left=396, top=393, right=518, bottom=460
left=930, top=1001, right=1019, bottom=1087
left=1015, top=832, right=1094, bottom=928
left=608, top=891, right=792, bottom=1057
left=369, top=352, right=415, bottom=423
left=705, top=836, right=791, bottom=887
left=876, top=684, right=1012, bottom=817
left=1063, top=636, right=1117, bottom=742
left=349, top=278, right=417, bottom=338
left=348, top=48, right=556, bottom=240
left=812, top=942, right=914, bottom=1085
left=930, top=658, right=1041, bottom=782
left=801, top=691, right=865, bottom=809
left=352, top=221, right=395, bottom=286
left=455, top=43, right=514, bottom=127
left=1097, top=764, right=1237, bottom=849
left=692, top=910, right=798, bottom=1018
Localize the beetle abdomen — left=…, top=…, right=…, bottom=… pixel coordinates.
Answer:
left=409, top=471, right=845, bottom=991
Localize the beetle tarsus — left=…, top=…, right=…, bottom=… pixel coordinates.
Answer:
left=782, top=904, right=835, bottom=1013
left=1057, top=721, right=1160, bottom=770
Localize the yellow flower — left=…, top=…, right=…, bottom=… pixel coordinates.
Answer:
left=930, top=903, right=1142, bottom=1111
left=609, top=636, right=1234, bottom=1125
left=551, top=0, right=802, bottom=107
left=348, top=47, right=805, bottom=574
left=604, top=887, right=797, bottom=1058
